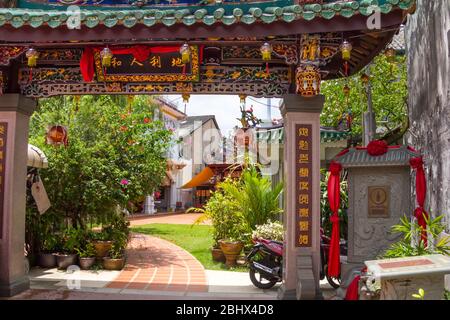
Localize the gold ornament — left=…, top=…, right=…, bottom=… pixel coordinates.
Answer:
left=100, top=47, right=113, bottom=67
left=340, top=40, right=352, bottom=61
left=180, top=43, right=191, bottom=64
left=296, top=65, right=321, bottom=97
left=26, top=48, right=39, bottom=67
left=182, top=93, right=190, bottom=103
left=260, top=42, right=273, bottom=61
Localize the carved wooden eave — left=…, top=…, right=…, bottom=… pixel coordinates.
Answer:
left=0, top=0, right=415, bottom=98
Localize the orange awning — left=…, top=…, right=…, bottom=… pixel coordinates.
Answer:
left=181, top=166, right=214, bottom=189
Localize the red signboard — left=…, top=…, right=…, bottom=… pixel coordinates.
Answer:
left=0, top=122, right=7, bottom=239
left=295, top=124, right=312, bottom=247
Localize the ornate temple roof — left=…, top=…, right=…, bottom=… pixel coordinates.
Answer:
left=0, top=0, right=415, bottom=29
left=335, top=145, right=420, bottom=167
left=256, top=125, right=350, bottom=143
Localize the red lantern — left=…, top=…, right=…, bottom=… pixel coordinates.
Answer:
left=46, top=125, right=68, bottom=146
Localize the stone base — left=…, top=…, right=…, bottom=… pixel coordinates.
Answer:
left=277, top=285, right=297, bottom=300
left=335, top=261, right=364, bottom=299
left=0, top=276, right=30, bottom=297
left=381, top=275, right=445, bottom=300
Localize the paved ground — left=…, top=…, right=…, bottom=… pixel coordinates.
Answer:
left=6, top=215, right=336, bottom=300
left=106, top=233, right=208, bottom=293
left=128, top=212, right=211, bottom=226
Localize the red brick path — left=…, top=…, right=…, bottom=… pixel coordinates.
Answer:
left=128, top=212, right=211, bottom=226
left=106, top=233, right=208, bottom=293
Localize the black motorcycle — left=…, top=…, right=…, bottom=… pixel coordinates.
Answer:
left=247, top=233, right=348, bottom=290
left=246, top=238, right=283, bottom=289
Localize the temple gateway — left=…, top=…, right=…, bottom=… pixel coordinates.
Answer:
left=0, top=0, right=416, bottom=299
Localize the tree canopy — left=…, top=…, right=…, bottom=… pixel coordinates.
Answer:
left=29, top=95, right=173, bottom=227
left=320, top=54, right=408, bottom=140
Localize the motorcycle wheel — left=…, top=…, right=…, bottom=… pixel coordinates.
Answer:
left=324, top=265, right=341, bottom=289
left=249, top=268, right=278, bottom=289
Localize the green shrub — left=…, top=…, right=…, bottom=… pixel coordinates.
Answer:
left=381, top=215, right=450, bottom=258
left=252, top=220, right=284, bottom=241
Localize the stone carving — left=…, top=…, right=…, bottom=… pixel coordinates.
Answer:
left=347, top=168, right=411, bottom=263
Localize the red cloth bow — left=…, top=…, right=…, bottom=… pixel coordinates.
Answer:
left=410, top=157, right=428, bottom=245
left=367, top=140, right=388, bottom=156
left=345, top=275, right=361, bottom=300
left=327, top=161, right=342, bottom=278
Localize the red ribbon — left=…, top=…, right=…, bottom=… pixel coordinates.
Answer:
left=327, top=161, right=342, bottom=278
left=345, top=275, right=361, bottom=300
left=410, top=157, right=428, bottom=245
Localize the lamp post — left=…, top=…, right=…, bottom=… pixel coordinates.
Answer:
left=362, top=65, right=376, bottom=146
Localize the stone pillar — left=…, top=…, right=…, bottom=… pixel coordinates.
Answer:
left=0, top=94, right=36, bottom=297
left=278, top=94, right=324, bottom=300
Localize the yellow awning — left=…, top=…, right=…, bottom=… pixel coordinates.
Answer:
left=181, top=166, right=214, bottom=189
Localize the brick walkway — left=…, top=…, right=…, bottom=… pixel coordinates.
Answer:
left=106, top=233, right=208, bottom=293
left=128, top=212, right=211, bottom=226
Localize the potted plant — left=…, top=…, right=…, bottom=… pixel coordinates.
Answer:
left=219, top=238, right=244, bottom=267
left=38, top=234, right=59, bottom=268
left=103, top=240, right=126, bottom=270
left=211, top=243, right=226, bottom=263
left=76, top=242, right=97, bottom=270
left=190, top=179, right=249, bottom=266
left=55, top=228, right=82, bottom=269
left=91, top=229, right=113, bottom=259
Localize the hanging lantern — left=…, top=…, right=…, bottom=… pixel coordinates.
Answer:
left=26, top=48, right=39, bottom=67
left=180, top=43, right=191, bottom=64
left=260, top=42, right=273, bottom=61
left=340, top=40, right=352, bottom=61
left=100, top=47, right=113, bottom=67
left=239, top=94, right=247, bottom=104
left=343, top=85, right=350, bottom=96
left=127, top=95, right=134, bottom=113
left=182, top=93, right=190, bottom=103
left=360, top=73, right=370, bottom=85
left=260, top=42, right=272, bottom=74
left=385, top=48, right=396, bottom=63
left=46, top=125, right=68, bottom=146
left=73, top=95, right=81, bottom=113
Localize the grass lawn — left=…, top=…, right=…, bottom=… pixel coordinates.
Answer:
left=131, top=223, right=247, bottom=272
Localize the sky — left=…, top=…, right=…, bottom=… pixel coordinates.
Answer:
left=162, top=95, right=282, bottom=136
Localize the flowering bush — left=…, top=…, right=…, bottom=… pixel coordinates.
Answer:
left=252, top=220, right=284, bottom=241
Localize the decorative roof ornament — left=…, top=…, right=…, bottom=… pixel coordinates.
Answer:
left=128, top=0, right=148, bottom=7
left=296, top=64, right=321, bottom=97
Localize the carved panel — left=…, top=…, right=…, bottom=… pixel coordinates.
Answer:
left=23, top=49, right=83, bottom=63
left=222, top=45, right=298, bottom=65
left=21, top=81, right=290, bottom=98
left=347, top=167, right=411, bottom=263
left=0, top=46, right=27, bottom=66
left=18, top=64, right=291, bottom=98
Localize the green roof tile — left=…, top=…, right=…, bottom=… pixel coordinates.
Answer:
left=0, top=0, right=415, bottom=29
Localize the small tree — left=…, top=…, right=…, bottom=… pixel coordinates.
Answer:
left=29, top=95, right=172, bottom=228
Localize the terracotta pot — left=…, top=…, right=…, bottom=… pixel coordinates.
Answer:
left=103, top=257, right=125, bottom=270
left=39, top=253, right=57, bottom=268
left=93, top=241, right=112, bottom=259
left=211, top=247, right=225, bottom=263
left=219, top=240, right=243, bottom=267
left=55, top=253, right=77, bottom=269
left=79, top=257, right=96, bottom=270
